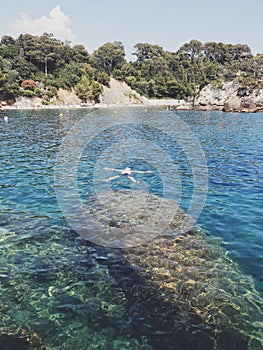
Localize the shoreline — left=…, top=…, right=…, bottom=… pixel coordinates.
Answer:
left=1, top=103, right=262, bottom=113
left=1, top=78, right=263, bottom=113
left=0, top=100, right=185, bottom=111
left=1, top=98, right=263, bottom=113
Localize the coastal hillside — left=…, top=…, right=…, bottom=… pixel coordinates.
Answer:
left=0, top=34, right=263, bottom=111
left=12, top=78, right=147, bottom=108
left=5, top=78, right=263, bottom=113
left=100, top=77, right=147, bottom=105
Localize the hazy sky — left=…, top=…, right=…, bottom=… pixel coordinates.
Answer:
left=1, top=0, right=263, bottom=59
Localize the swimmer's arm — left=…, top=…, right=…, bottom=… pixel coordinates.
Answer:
left=103, top=167, right=123, bottom=173
left=132, top=170, right=153, bottom=174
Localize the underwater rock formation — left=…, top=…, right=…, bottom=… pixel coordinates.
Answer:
left=0, top=224, right=151, bottom=350
left=87, top=190, right=263, bottom=350
left=1, top=190, right=263, bottom=349
left=0, top=328, right=44, bottom=350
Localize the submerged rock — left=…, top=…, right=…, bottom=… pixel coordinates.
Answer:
left=123, top=231, right=263, bottom=349
left=1, top=190, right=262, bottom=350
left=87, top=190, right=263, bottom=350
left=0, top=225, right=151, bottom=350
left=84, top=190, right=192, bottom=248
left=0, top=328, right=44, bottom=350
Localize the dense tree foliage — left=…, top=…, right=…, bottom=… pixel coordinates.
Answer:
left=0, top=34, right=262, bottom=103
left=114, top=40, right=262, bottom=100
left=0, top=33, right=109, bottom=103
left=90, top=41, right=125, bottom=75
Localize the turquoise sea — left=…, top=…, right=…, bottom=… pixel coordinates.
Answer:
left=0, top=108, right=262, bottom=349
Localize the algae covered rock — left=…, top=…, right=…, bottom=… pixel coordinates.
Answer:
left=86, top=190, right=263, bottom=350
left=0, top=225, right=150, bottom=350
left=0, top=328, right=44, bottom=350
left=0, top=190, right=262, bottom=350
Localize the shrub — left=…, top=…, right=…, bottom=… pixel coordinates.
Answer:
left=21, top=79, right=37, bottom=90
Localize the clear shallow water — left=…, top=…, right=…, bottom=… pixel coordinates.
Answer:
left=176, top=111, right=263, bottom=292
left=0, top=108, right=262, bottom=349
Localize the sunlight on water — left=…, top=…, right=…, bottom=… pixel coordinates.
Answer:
left=0, top=108, right=262, bottom=349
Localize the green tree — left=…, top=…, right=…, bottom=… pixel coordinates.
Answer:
left=17, top=34, right=38, bottom=64
left=178, top=40, right=203, bottom=60
left=18, top=33, right=65, bottom=75
left=95, top=71, right=110, bottom=86
left=0, top=70, right=8, bottom=94
left=38, top=33, right=59, bottom=75
left=90, top=41, right=125, bottom=75
left=0, top=35, right=17, bottom=59
left=13, top=57, right=37, bottom=80
left=57, top=63, right=84, bottom=89
left=71, top=44, right=89, bottom=63
left=0, top=69, right=19, bottom=99
left=133, top=43, right=164, bottom=62
left=75, top=75, right=102, bottom=103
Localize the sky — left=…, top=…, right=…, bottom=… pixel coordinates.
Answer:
left=1, top=0, right=263, bottom=60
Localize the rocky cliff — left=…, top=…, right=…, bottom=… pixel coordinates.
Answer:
left=104, top=78, right=263, bottom=113
left=100, top=78, right=148, bottom=105
left=192, top=82, right=263, bottom=113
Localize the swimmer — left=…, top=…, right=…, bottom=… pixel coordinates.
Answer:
left=103, top=166, right=153, bottom=183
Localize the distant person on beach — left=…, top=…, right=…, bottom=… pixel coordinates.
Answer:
left=103, top=166, right=153, bottom=183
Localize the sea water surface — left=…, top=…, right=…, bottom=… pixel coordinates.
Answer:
left=0, top=108, right=262, bottom=349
